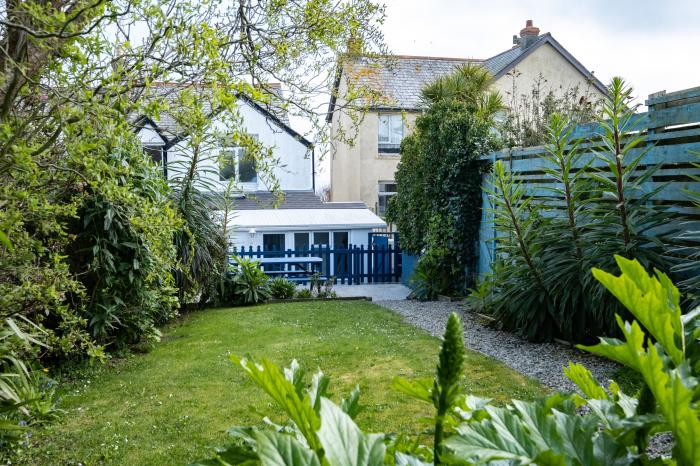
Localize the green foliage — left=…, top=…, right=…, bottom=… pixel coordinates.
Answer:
left=295, top=288, right=313, bottom=299
left=498, top=74, right=603, bottom=147
left=73, top=140, right=180, bottom=348
left=270, top=278, right=298, bottom=300
left=388, top=66, right=500, bottom=294
left=229, top=257, right=272, bottom=305
left=194, top=258, right=700, bottom=465
left=477, top=78, right=673, bottom=341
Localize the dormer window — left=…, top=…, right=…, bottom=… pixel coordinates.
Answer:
left=219, top=146, right=257, bottom=184
left=378, top=114, right=404, bottom=153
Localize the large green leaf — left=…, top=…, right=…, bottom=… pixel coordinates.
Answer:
left=317, top=397, right=385, bottom=466
left=256, top=430, right=321, bottom=466
left=445, top=398, right=635, bottom=466
left=232, top=356, right=322, bottom=452
left=591, top=256, right=684, bottom=365
left=582, top=318, right=700, bottom=465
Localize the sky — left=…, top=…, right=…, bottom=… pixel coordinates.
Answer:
left=378, top=0, right=700, bottom=103
left=314, top=0, right=700, bottom=187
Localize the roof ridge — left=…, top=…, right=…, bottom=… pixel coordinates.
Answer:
left=357, top=54, right=483, bottom=62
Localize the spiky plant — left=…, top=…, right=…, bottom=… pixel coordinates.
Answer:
left=432, top=312, right=465, bottom=464
left=420, top=63, right=504, bottom=120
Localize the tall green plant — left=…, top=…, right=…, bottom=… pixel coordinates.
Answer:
left=478, top=78, right=674, bottom=341
left=481, top=160, right=555, bottom=340
left=588, top=78, right=671, bottom=267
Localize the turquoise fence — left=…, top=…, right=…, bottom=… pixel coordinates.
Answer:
left=477, top=85, right=700, bottom=276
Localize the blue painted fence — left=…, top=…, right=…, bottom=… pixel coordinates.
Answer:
left=477, top=85, right=700, bottom=276
left=232, top=241, right=402, bottom=284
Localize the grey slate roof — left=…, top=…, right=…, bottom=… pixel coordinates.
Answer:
left=328, top=33, right=608, bottom=119
left=343, top=55, right=480, bottom=110
left=232, top=191, right=367, bottom=210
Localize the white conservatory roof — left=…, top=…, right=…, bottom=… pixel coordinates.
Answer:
left=229, top=208, right=386, bottom=231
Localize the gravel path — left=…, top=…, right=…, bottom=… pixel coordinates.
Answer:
left=377, top=299, right=674, bottom=458
left=378, top=299, right=619, bottom=393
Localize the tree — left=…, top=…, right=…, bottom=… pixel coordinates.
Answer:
left=0, top=0, right=387, bottom=412
left=387, top=64, right=501, bottom=296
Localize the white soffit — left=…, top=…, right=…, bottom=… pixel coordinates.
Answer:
left=229, top=208, right=386, bottom=231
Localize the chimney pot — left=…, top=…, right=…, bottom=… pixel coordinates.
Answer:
left=519, top=19, right=540, bottom=50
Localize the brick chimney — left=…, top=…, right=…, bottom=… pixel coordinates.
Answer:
left=519, top=19, right=540, bottom=50
left=346, top=34, right=363, bottom=56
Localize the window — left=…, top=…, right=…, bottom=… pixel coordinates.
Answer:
left=378, top=114, right=404, bottom=152
left=219, top=146, right=257, bottom=184
left=294, top=232, right=310, bottom=251
left=312, top=232, right=330, bottom=275
left=313, top=232, right=330, bottom=247
left=333, top=231, right=350, bottom=276
left=144, top=145, right=167, bottom=177
left=377, top=182, right=397, bottom=215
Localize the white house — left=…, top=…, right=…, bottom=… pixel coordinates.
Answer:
left=134, top=84, right=386, bottom=255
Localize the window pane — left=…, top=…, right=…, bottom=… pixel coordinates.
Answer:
left=144, top=145, right=163, bottom=164
left=333, top=231, right=349, bottom=249
left=390, top=115, right=404, bottom=143
left=378, top=115, right=388, bottom=136
left=294, top=232, right=309, bottom=250
left=238, top=153, right=257, bottom=183
left=313, top=232, right=329, bottom=246
left=379, top=182, right=397, bottom=193
left=263, top=234, right=285, bottom=252
left=219, top=149, right=236, bottom=181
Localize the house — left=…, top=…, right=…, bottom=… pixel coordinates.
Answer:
left=327, top=20, right=609, bottom=214
left=134, top=83, right=386, bottom=254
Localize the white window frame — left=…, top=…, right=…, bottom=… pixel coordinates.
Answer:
left=378, top=114, right=405, bottom=152
left=219, top=146, right=258, bottom=185
left=377, top=181, right=398, bottom=215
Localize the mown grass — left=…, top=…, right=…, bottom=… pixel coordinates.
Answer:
left=17, top=300, right=546, bottom=465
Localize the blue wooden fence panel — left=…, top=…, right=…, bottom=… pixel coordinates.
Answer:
left=477, top=86, right=700, bottom=276
left=230, top=243, right=402, bottom=284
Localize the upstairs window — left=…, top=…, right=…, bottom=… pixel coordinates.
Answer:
left=377, top=181, right=397, bottom=215
left=378, top=114, right=404, bottom=153
left=219, top=147, right=258, bottom=184
left=144, top=145, right=167, bottom=177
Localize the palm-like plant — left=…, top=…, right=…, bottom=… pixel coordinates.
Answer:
left=420, top=63, right=504, bottom=119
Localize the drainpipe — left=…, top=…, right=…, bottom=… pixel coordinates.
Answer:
left=311, top=146, right=316, bottom=192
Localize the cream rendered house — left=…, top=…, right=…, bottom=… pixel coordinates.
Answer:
left=327, top=21, right=608, bottom=214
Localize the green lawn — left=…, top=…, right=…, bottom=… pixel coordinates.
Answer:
left=18, top=300, right=546, bottom=465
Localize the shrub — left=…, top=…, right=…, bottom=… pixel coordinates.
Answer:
left=195, top=257, right=700, bottom=466
left=388, top=65, right=501, bottom=294
left=269, top=278, right=297, bottom=299
left=72, top=141, right=180, bottom=348
left=477, top=78, right=673, bottom=342
left=229, top=257, right=271, bottom=305
left=294, top=288, right=313, bottom=299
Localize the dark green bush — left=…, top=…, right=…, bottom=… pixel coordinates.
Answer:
left=294, top=288, right=313, bottom=299
left=388, top=65, right=500, bottom=295
left=269, top=278, right=297, bottom=299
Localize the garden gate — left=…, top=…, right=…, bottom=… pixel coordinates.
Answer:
left=477, top=85, right=700, bottom=275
